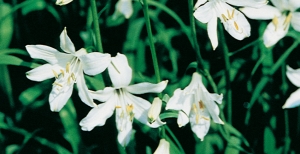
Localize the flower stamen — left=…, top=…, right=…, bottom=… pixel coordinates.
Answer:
left=52, top=70, right=59, bottom=79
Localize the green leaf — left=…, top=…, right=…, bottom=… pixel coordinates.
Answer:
left=0, top=54, right=40, bottom=68
left=0, top=3, right=13, bottom=49
left=159, top=111, right=178, bottom=120
left=224, top=136, right=242, bottom=154
left=18, top=81, right=48, bottom=107
left=59, top=100, right=82, bottom=154
left=264, top=127, right=276, bottom=154
left=5, top=145, right=20, bottom=154
left=21, top=0, right=46, bottom=15
left=0, top=48, right=28, bottom=55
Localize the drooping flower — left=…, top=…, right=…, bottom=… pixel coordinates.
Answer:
left=282, top=66, right=300, bottom=109
left=154, top=139, right=170, bottom=154
left=56, top=0, right=73, bottom=6
left=166, top=72, right=224, bottom=141
left=193, top=0, right=267, bottom=50
left=26, top=27, right=111, bottom=112
left=79, top=53, right=168, bottom=146
left=112, top=0, right=133, bottom=19
left=240, top=0, right=300, bottom=47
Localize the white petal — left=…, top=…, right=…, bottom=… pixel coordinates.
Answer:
left=291, top=12, right=300, bottom=32
left=108, top=53, right=132, bottom=88
left=148, top=117, right=166, bottom=128
left=288, top=0, right=300, bottom=11
left=194, top=0, right=207, bottom=9
left=202, top=91, right=224, bottom=124
left=117, top=119, right=132, bottom=146
left=193, top=2, right=214, bottom=23
left=240, top=6, right=281, bottom=20
left=222, top=6, right=251, bottom=40
left=263, top=16, right=289, bottom=47
left=190, top=117, right=210, bottom=141
left=80, top=52, right=111, bottom=75
left=282, top=89, right=300, bottom=108
left=60, top=27, right=76, bottom=54
left=226, top=0, right=268, bottom=8
left=26, top=64, right=61, bottom=81
left=80, top=99, right=116, bottom=131
left=76, top=73, right=97, bottom=108
left=124, top=92, right=151, bottom=125
left=56, top=0, right=73, bottom=5
left=90, top=87, right=115, bottom=102
left=177, top=111, right=190, bottom=127
left=286, top=65, right=300, bottom=87
left=207, top=14, right=218, bottom=50
left=154, top=139, right=170, bottom=154
left=25, top=45, right=72, bottom=65
left=209, top=93, right=223, bottom=104
left=165, top=89, right=184, bottom=110
left=115, top=0, right=133, bottom=19
left=49, top=83, right=73, bottom=112
left=125, top=80, right=168, bottom=94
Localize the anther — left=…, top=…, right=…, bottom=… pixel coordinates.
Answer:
left=60, top=69, right=65, bottom=77
left=53, top=82, right=63, bottom=87
left=52, top=70, right=59, bottom=79
left=272, top=16, right=279, bottom=31
left=199, top=100, right=205, bottom=110
left=66, top=62, right=70, bottom=73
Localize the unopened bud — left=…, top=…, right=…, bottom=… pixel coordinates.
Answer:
left=148, top=97, right=162, bottom=124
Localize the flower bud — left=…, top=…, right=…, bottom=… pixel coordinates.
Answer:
left=56, top=0, right=73, bottom=6
left=148, top=97, right=162, bottom=124
left=154, top=139, right=170, bottom=154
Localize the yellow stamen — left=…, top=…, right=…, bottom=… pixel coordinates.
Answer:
left=66, top=62, right=70, bottom=73
left=234, top=21, right=239, bottom=30
left=71, top=73, right=76, bottom=81
left=53, top=82, right=63, bottom=87
left=115, top=105, right=122, bottom=108
left=283, top=13, right=292, bottom=30
left=52, top=70, right=59, bottom=79
left=221, top=14, right=228, bottom=21
left=272, top=16, right=278, bottom=31
left=60, top=69, right=65, bottom=77
left=231, top=9, right=235, bottom=19
left=199, top=100, right=205, bottom=110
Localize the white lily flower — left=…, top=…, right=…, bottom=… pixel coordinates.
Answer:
left=112, top=0, right=133, bottom=19
left=56, top=0, right=73, bottom=6
left=166, top=72, right=224, bottom=141
left=79, top=53, right=168, bottom=146
left=154, top=139, right=170, bottom=154
left=193, top=0, right=267, bottom=50
left=283, top=66, right=300, bottom=109
left=26, top=27, right=111, bottom=112
left=240, top=0, right=300, bottom=47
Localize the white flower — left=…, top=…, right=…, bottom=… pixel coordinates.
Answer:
left=154, top=139, right=170, bottom=154
left=166, top=72, right=224, bottom=141
left=112, top=0, right=133, bottom=19
left=193, top=0, right=267, bottom=50
left=283, top=66, right=300, bottom=109
left=240, top=0, right=300, bottom=47
left=26, top=27, right=111, bottom=112
left=56, top=0, right=73, bottom=6
left=79, top=53, right=168, bottom=146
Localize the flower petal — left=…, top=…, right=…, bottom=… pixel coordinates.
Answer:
left=154, top=139, right=170, bottom=154
left=282, top=88, right=300, bottom=108
left=286, top=65, right=300, bottom=87
left=177, top=111, right=190, bottom=127
left=222, top=5, right=250, bottom=40
left=76, top=72, right=97, bottom=108
left=60, top=27, right=76, bottom=54
left=240, top=5, right=281, bottom=20
left=49, top=83, right=74, bottom=112
left=117, top=118, right=133, bottom=146
left=190, top=116, right=210, bottom=141
left=90, top=87, right=115, bottom=102
left=115, top=0, right=133, bottom=19
left=26, top=45, right=72, bottom=65
left=202, top=91, right=224, bottom=124
left=80, top=99, right=116, bottom=131
left=125, top=80, right=168, bottom=94
left=165, top=89, right=184, bottom=110
left=226, top=0, right=268, bottom=8
left=193, top=2, right=214, bottom=23
left=288, top=0, right=300, bottom=11
left=263, top=16, right=289, bottom=47
left=56, top=0, right=73, bottom=5
left=80, top=52, right=111, bottom=75
left=148, top=117, right=166, bottom=128
left=207, top=14, right=218, bottom=50
left=291, top=12, right=300, bottom=32
left=108, top=53, right=132, bottom=88
left=26, top=64, right=61, bottom=81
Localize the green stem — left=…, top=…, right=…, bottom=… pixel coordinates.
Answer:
left=142, top=0, right=161, bottom=95
left=90, top=0, right=103, bottom=53
left=283, top=110, right=290, bottom=154
left=218, top=23, right=232, bottom=124
left=165, top=125, right=186, bottom=154
left=187, top=0, right=218, bottom=93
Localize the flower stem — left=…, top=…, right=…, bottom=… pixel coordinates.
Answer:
left=165, top=125, right=186, bottom=154
left=218, top=23, right=232, bottom=124
left=187, top=0, right=218, bottom=93
left=283, top=110, right=290, bottom=154
left=90, top=0, right=103, bottom=53
left=142, top=0, right=161, bottom=84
